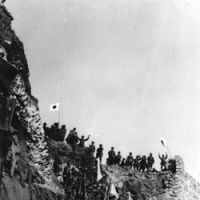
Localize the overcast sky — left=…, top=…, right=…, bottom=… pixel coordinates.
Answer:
left=6, top=0, right=200, bottom=181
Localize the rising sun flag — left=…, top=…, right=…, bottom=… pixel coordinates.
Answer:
left=49, top=102, right=60, bottom=112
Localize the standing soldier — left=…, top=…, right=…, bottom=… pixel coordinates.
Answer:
left=107, top=147, right=116, bottom=165
left=59, top=124, right=66, bottom=141
left=96, top=144, right=103, bottom=163
left=65, top=128, right=76, bottom=144
left=66, top=128, right=79, bottom=151
left=139, top=155, right=147, bottom=172
left=78, top=135, right=91, bottom=147
left=126, top=152, right=134, bottom=167
left=120, top=158, right=126, bottom=167
left=147, top=153, right=155, bottom=172
left=89, top=141, right=96, bottom=156
left=133, top=155, right=141, bottom=171
left=115, top=151, right=121, bottom=165
left=158, top=153, right=168, bottom=171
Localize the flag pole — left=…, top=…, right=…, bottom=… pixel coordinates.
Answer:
left=58, top=104, right=60, bottom=128
left=166, top=144, right=171, bottom=158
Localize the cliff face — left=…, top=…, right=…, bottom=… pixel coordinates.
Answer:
left=0, top=6, right=30, bottom=93
left=0, top=5, right=64, bottom=200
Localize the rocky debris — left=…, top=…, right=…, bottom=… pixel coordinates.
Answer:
left=102, top=156, right=200, bottom=200
left=0, top=175, right=64, bottom=200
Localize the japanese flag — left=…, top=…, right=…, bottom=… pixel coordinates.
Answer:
left=49, top=103, right=59, bottom=112
left=160, top=138, right=167, bottom=146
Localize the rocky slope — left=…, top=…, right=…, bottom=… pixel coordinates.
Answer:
left=105, top=156, right=200, bottom=200
left=48, top=138, right=200, bottom=200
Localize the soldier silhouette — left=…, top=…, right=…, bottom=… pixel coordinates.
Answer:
left=158, top=153, right=168, bottom=171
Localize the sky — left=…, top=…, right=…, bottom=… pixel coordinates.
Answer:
left=6, top=0, right=200, bottom=181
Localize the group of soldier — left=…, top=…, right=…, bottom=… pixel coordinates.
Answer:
left=43, top=125, right=169, bottom=174
left=43, top=125, right=170, bottom=199
left=106, top=147, right=155, bottom=172
left=106, top=147, right=168, bottom=172
left=43, top=122, right=66, bottom=142
left=62, top=162, right=87, bottom=200
left=62, top=161, right=116, bottom=200
left=65, top=127, right=91, bottom=151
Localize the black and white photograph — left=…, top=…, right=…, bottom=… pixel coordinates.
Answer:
left=0, top=0, right=200, bottom=199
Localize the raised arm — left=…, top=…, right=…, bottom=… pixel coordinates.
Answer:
left=84, top=134, right=90, bottom=141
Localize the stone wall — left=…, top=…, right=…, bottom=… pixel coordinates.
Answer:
left=159, top=156, right=200, bottom=200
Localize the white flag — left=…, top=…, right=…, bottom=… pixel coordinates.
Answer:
left=110, top=183, right=119, bottom=199
left=160, top=137, right=167, bottom=146
left=97, top=158, right=103, bottom=181
left=49, top=103, right=60, bottom=112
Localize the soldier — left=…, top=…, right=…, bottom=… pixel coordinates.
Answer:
left=107, top=147, right=116, bottom=165
left=139, top=155, right=147, bottom=172
left=120, top=158, right=126, bottom=167
left=43, top=123, right=50, bottom=138
left=78, top=135, right=91, bottom=148
left=63, top=162, right=71, bottom=186
left=79, top=171, right=87, bottom=200
left=89, top=141, right=96, bottom=156
left=59, top=124, right=66, bottom=141
left=133, top=155, right=141, bottom=171
left=51, top=122, right=59, bottom=132
left=71, top=132, right=79, bottom=150
left=43, top=122, right=48, bottom=134
left=66, top=128, right=79, bottom=151
left=53, top=153, right=61, bottom=175
left=115, top=151, right=121, bottom=165
left=64, top=166, right=74, bottom=200
left=50, top=122, right=59, bottom=140
left=126, top=152, right=134, bottom=167
left=147, top=153, right=155, bottom=172
left=96, top=144, right=103, bottom=163
left=43, top=122, right=52, bottom=139
left=158, top=153, right=168, bottom=171
left=66, top=128, right=76, bottom=143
